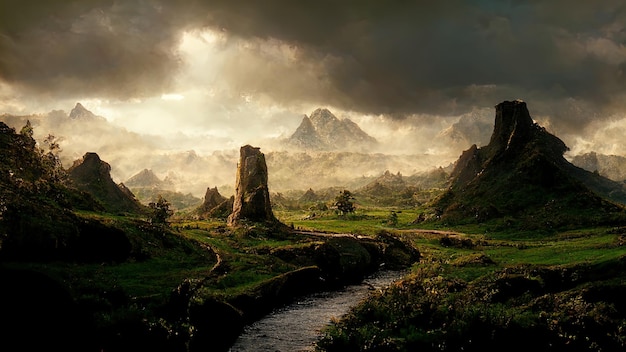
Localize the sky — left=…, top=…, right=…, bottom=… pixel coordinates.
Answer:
left=1, top=1, right=626, bottom=172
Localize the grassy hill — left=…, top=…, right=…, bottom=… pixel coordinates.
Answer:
left=430, top=100, right=626, bottom=231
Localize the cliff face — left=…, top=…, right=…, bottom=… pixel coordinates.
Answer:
left=68, top=152, right=144, bottom=214
left=228, top=145, right=277, bottom=226
left=433, top=100, right=625, bottom=227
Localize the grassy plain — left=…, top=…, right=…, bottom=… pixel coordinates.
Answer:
left=291, top=207, right=626, bottom=351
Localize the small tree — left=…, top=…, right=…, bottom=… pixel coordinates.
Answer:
left=384, top=211, right=399, bottom=227
left=40, top=133, right=65, bottom=182
left=20, top=120, right=34, bottom=138
left=333, top=190, right=355, bottom=216
left=149, top=195, right=173, bottom=226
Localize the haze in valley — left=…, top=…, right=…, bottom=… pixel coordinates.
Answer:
left=1, top=1, right=625, bottom=197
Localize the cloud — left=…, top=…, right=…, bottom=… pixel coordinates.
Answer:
left=1, top=0, right=625, bottom=137
left=0, top=0, right=191, bottom=100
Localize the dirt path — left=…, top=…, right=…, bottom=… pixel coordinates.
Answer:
left=398, top=229, right=468, bottom=237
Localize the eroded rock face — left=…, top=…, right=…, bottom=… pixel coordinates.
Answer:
left=197, top=187, right=232, bottom=219
left=68, top=152, right=143, bottom=214
left=228, top=145, right=277, bottom=226
left=489, top=100, right=535, bottom=154
left=201, top=187, right=227, bottom=210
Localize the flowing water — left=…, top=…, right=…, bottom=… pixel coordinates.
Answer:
left=229, top=270, right=407, bottom=352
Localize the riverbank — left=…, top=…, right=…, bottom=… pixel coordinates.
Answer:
left=178, top=228, right=422, bottom=351
left=230, top=270, right=408, bottom=351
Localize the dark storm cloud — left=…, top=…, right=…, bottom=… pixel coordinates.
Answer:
left=201, top=0, right=626, bottom=120
left=0, top=0, right=201, bottom=99
left=1, top=0, right=625, bottom=131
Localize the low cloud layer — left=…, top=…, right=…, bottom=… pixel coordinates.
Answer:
left=1, top=1, right=625, bottom=148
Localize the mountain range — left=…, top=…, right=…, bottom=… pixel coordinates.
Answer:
left=3, top=103, right=626, bottom=203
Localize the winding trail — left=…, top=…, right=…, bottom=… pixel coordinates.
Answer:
left=399, top=228, right=468, bottom=237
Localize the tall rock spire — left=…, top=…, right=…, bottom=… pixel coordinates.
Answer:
left=227, top=145, right=277, bottom=226
left=489, top=100, right=535, bottom=153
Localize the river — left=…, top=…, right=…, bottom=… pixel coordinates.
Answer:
left=228, top=270, right=407, bottom=352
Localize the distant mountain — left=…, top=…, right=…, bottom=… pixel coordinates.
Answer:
left=431, top=100, right=626, bottom=229
left=265, top=150, right=443, bottom=192
left=571, top=152, right=626, bottom=182
left=286, top=108, right=378, bottom=151
left=125, top=168, right=173, bottom=189
left=68, top=152, right=145, bottom=214
left=124, top=169, right=201, bottom=211
left=354, top=167, right=451, bottom=207
left=69, top=102, right=104, bottom=120
left=437, top=107, right=492, bottom=147
left=358, top=170, right=407, bottom=196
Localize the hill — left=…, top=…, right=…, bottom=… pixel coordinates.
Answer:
left=68, top=152, right=145, bottom=214
left=124, top=168, right=201, bottom=211
left=431, top=100, right=626, bottom=229
left=0, top=122, right=129, bottom=261
left=353, top=168, right=449, bottom=207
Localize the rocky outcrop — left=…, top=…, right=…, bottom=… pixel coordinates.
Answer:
left=202, top=187, right=228, bottom=209
left=196, top=187, right=233, bottom=219
left=228, top=145, right=277, bottom=226
left=433, top=100, right=626, bottom=227
left=68, top=152, right=144, bottom=214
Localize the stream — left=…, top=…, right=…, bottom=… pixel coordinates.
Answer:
left=228, top=270, right=407, bottom=352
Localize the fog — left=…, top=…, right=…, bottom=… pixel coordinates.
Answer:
left=2, top=1, right=626, bottom=197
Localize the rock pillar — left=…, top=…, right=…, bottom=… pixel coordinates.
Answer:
left=227, top=145, right=277, bottom=226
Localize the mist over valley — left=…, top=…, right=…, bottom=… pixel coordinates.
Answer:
left=3, top=2, right=626, bottom=351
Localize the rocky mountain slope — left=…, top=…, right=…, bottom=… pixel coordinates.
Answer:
left=286, top=108, right=378, bottom=152
left=68, top=152, right=145, bottom=214
left=571, top=152, right=626, bottom=182
left=125, top=168, right=174, bottom=189
left=432, top=100, right=626, bottom=228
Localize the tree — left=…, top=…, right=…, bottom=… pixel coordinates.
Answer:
left=40, top=134, right=65, bottom=182
left=333, top=190, right=355, bottom=216
left=42, top=133, right=61, bottom=154
left=384, top=211, right=399, bottom=227
left=149, top=195, right=173, bottom=225
left=20, top=120, right=34, bottom=138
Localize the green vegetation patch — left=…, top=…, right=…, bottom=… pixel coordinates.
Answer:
left=317, top=258, right=626, bottom=351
